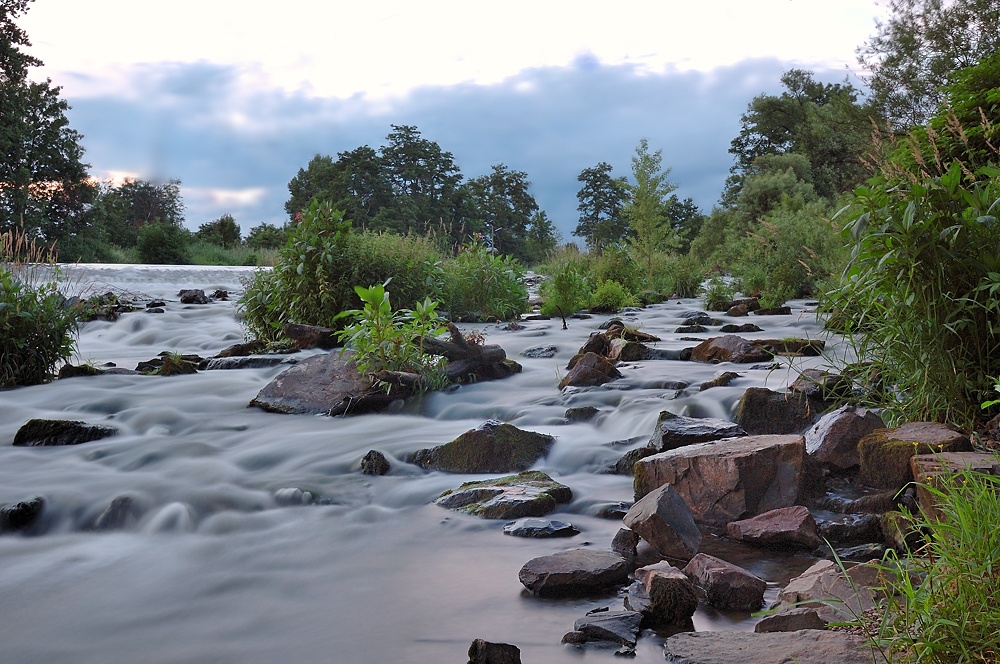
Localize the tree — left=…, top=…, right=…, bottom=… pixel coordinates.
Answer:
left=467, top=163, right=539, bottom=260
left=285, top=147, right=392, bottom=229
left=523, top=211, right=561, bottom=264
left=664, top=195, right=706, bottom=254
left=245, top=222, right=287, bottom=249
left=85, top=179, right=185, bottom=247
left=858, top=0, right=1000, bottom=129
left=626, top=139, right=678, bottom=280
left=196, top=213, right=241, bottom=248
left=574, top=161, right=629, bottom=251
left=1, top=0, right=91, bottom=242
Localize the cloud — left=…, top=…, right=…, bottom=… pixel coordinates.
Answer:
left=62, top=58, right=849, bottom=238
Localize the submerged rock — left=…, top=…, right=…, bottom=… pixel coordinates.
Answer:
left=725, top=506, right=822, bottom=550
left=520, top=344, right=558, bottom=358
left=564, top=406, right=599, bottom=422
left=94, top=496, right=141, bottom=530
left=699, top=371, right=740, bottom=391
left=502, top=518, right=578, bottom=538
left=411, top=420, right=555, bottom=473
left=58, top=364, right=106, bottom=379
left=518, top=548, right=629, bottom=597
left=682, top=553, right=766, bottom=611
left=178, top=289, right=209, bottom=304
left=0, top=497, right=44, bottom=533
left=858, top=422, right=972, bottom=490
left=203, top=356, right=296, bottom=370
left=12, top=419, right=118, bottom=447
left=633, top=435, right=806, bottom=526
left=719, top=323, right=762, bottom=333
left=648, top=411, right=746, bottom=453
left=435, top=471, right=572, bottom=519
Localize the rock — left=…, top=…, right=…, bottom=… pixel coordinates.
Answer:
left=675, top=325, right=708, bottom=334
left=12, top=419, right=118, bottom=447
left=561, top=631, right=588, bottom=644
left=145, top=307, right=164, bottom=313
left=633, top=435, right=806, bottom=526
left=623, top=483, right=702, bottom=560
left=735, top=387, right=824, bottom=435
left=0, top=497, right=44, bottom=533
left=910, top=451, right=1000, bottom=522
left=607, top=325, right=661, bottom=343
left=136, top=353, right=203, bottom=375
left=754, top=607, right=828, bottom=633
left=522, top=314, right=550, bottom=321
left=691, top=336, right=773, bottom=364
left=203, top=356, right=296, bottom=370
left=699, top=372, right=740, bottom=391
left=613, top=446, right=659, bottom=475
left=436, top=471, right=572, bottom=520
left=249, top=353, right=401, bottom=416
left=520, top=344, right=558, bottom=358
left=210, top=289, right=228, bottom=300
left=559, top=352, right=622, bottom=389
left=789, top=369, right=850, bottom=402
left=663, top=631, right=880, bottom=664
left=623, top=580, right=651, bottom=613
left=94, top=496, right=140, bottom=530
left=835, top=543, right=887, bottom=561
left=805, top=406, right=885, bottom=470
left=467, top=639, right=521, bottom=664
left=772, top=559, right=884, bottom=623
left=726, top=506, right=822, bottom=550
left=518, top=548, right=629, bottom=597
left=726, top=303, right=748, bottom=316
left=719, top=323, right=762, bottom=333
left=579, top=333, right=612, bottom=356
left=360, top=450, right=391, bottom=476
left=411, top=420, right=555, bottom=473
left=634, top=562, right=699, bottom=626
left=573, top=611, right=643, bottom=646
left=58, top=364, right=105, bottom=379
left=215, top=340, right=269, bottom=357
left=178, top=288, right=209, bottom=304
left=682, top=553, right=766, bottom=611
left=282, top=323, right=338, bottom=350
left=754, top=306, right=792, bottom=315
left=594, top=502, right=632, bottom=520
left=816, top=513, right=882, bottom=545
left=611, top=528, right=641, bottom=559
left=814, top=489, right=908, bottom=515
left=607, top=338, right=649, bottom=362
left=146, top=300, right=166, bottom=308
left=503, top=518, right=579, bottom=538
left=857, top=422, right=972, bottom=490
left=648, top=411, right=747, bottom=453
left=679, top=312, right=722, bottom=326
left=565, top=406, right=599, bottom=422
left=880, top=510, right=923, bottom=553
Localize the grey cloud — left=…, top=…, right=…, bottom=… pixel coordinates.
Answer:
left=63, top=58, right=844, bottom=237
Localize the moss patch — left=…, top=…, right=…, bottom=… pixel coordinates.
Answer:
left=414, top=422, right=554, bottom=473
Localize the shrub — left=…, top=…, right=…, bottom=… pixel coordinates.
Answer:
left=441, top=243, right=528, bottom=322
left=136, top=222, right=190, bottom=264
left=195, top=214, right=241, bottom=248
left=703, top=276, right=735, bottom=310
left=539, top=261, right=592, bottom=328
left=667, top=255, right=704, bottom=298
left=245, top=222, right=287, bottom=249
left=591, top=245, right=641, bottom=293
left=590, top=279, right=638, bottom=312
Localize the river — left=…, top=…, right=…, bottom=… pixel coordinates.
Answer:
left=0, top=264, right=841, bottom=663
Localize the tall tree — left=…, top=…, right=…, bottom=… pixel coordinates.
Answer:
left=626, top=139, right=678, bottom=280
left=0, top=0, right=91, bottom=242
left=574, top=162, right=629, bottom=251
left=523, top=211, right=561, bottom=265
left=664, top=195, right=706, bottom=254
left=467, top=163, right=538, bottom=260
left=858, top=0, right=1000, bottom=129
left=84, top=179, right=185, bottom=247
left=285, top=147, right=392, bottom=229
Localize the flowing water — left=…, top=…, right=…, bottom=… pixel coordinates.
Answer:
left=0, top=265, right=844, bottom=663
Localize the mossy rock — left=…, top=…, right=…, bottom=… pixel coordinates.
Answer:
left=435, top=470, right=572, bottom=519
left=13, top=419, right=118, bottom=447
left=857, top=422, right=972, bottom=490
left=411, top=420, right=555, bottom=473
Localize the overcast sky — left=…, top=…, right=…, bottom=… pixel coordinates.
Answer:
left=21, top=0, right=889, bottom=238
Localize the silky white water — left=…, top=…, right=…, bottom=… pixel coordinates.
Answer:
left=0, top=265, right=841, bottom=663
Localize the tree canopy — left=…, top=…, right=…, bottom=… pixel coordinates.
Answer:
left=574, top=161, right=630, bottom=251
left=467, top=163, right=538, bottom=259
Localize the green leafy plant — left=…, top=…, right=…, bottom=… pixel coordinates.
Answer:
left=983, top=376, right=1000, bottom=410
left=704, top=276, right=735, bottom=311
left=590, top=279, right=638, bottom=313
left=136, top=222, right=191, bottom=264
left=441, top=242, right=528, bottom=322
left=336, top=282, right=450, bottom=393
left=539, top=261, right=592, bottom=329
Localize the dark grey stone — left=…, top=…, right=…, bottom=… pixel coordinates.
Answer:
left=467, top=639, right=521, bottom=664
left=95, top=496, right=140, bottom=530
left=502, top=518, right=579, bottom=538
left=12, top=419, right=118, bottom=447
left=565, top=406, right=599, bottom=422
left=0, top=497, right=44, bottom=533
left=178, top=289, right=209, bottom=304
left=520, top=344, right=558, bottom=358
left=754, top=607, right=828, bottom=633
left=573, top=611, right=643, bottom=646
left=360, top=450, right=391, bottom=476
left=518, top=549, right=629, bottom=597
left=663, top=630, right=882, bottom=664
left=649, top=411, right=746, bottom=452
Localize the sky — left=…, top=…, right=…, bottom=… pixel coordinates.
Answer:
left=20, top=0, right=890, bottom=239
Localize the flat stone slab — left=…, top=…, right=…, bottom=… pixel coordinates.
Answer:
left=436, top=471, right=572, bottom=520
left=726, top=506, right=822, bottom=550
left=248, top=353, right=392, bottom=415
left=663, top=630, right=882, bottom=663
left=754, top=607, right=828, bottom=633
left=633, top=435, right=806, bottom=526
left=502, top=518, right=579, bottom=538
left=772, top=559, right=883, bottom=623
left=518, top=548, right=629, bottom=597
left=412, top=420, right=554, bottom=473
left=12, top=419, right=118, bottom=447
left=858, top=422, right=972, bottom=490
left=910, top=451, right=1000, bottom=521
left=649, top=411, right=747, bottom=453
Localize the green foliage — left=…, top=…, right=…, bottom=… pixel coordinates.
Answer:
left=522, top=211, right=561, bottom=265
left=195, top=213, right=240, bottom=248
left=82, top=179, right=186, bottom=248
left=574, top=161, right=630, bottom=251
left=467, top=163, right=539, bottom=261
left=704, top=277, right=735, bottom=310
left=136, top=222, right=190, bottom=264
left=858, top=0, right=1000, bottom=128
left=441, top=243, right=528, bottom=322
left=626, top=139, right=680, bottom=280
left=539, top=261, right=592, bottom=325
left=983, top=376, right=1000, bottom=410
left=591, top=245, right=641, bottom=293
left=336, top=282, right=449, bottom=392
left=667, top=255, right=704, bottom=298
left=188, top=241, right=272, bottom=266
left=590, top=279, right=638, bottom=312
left=873, top=468, right=1000, bottom=663
left=245, top=222, right=287, bottom=249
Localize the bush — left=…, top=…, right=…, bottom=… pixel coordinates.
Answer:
left=667, top=254, right=704, bottom=298
left=136, top=222, right=190, bottom=264
left=441, top=243, right=528, bottom=322
left=195, top=214, right=241, bottom=248
left=539, top=261, right=592, bottom=327
left=590, top=279, right=638, bottom=312
left=591, top=245, right=641, bottom=293
left=704, top=276, right=735, bottom=310
left=245, top=222, right=287, bottom=249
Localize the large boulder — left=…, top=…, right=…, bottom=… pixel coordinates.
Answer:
left=633, top=435, right=806, bottom=526
left=662, top=631, right=881, bottom=664
left=12, top=419, right=118, bottom=447
left=283, top=322, right=338, bottom=349
left=411, top=420, right=554, bottom=473
left=634, top=562, right=699, bottom=626
left=910, top=452, right=1000, bottom=522
left=691, top=336, right=773, bottom=364
left=648, top=411, right=747, bottom=453
left=725, top=506, right=822, bottom=550
left=249, top=353, right=402, bottom=416
left=735, top=387, right=825, bottom=435
left=435, top=471, right=571, bottom=520
left=772, top=559, right=885, bottom=623
left=518, top=549, right=629, bottom=597
left=857, top=422, right=972, bottom=490
left=622, top=484, right=702, bottom=560
left=682, top=553, right=766, bottom=611
left=559, top=352, right=622, bottom=389
left=805, top=405, right=885, bottom=470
